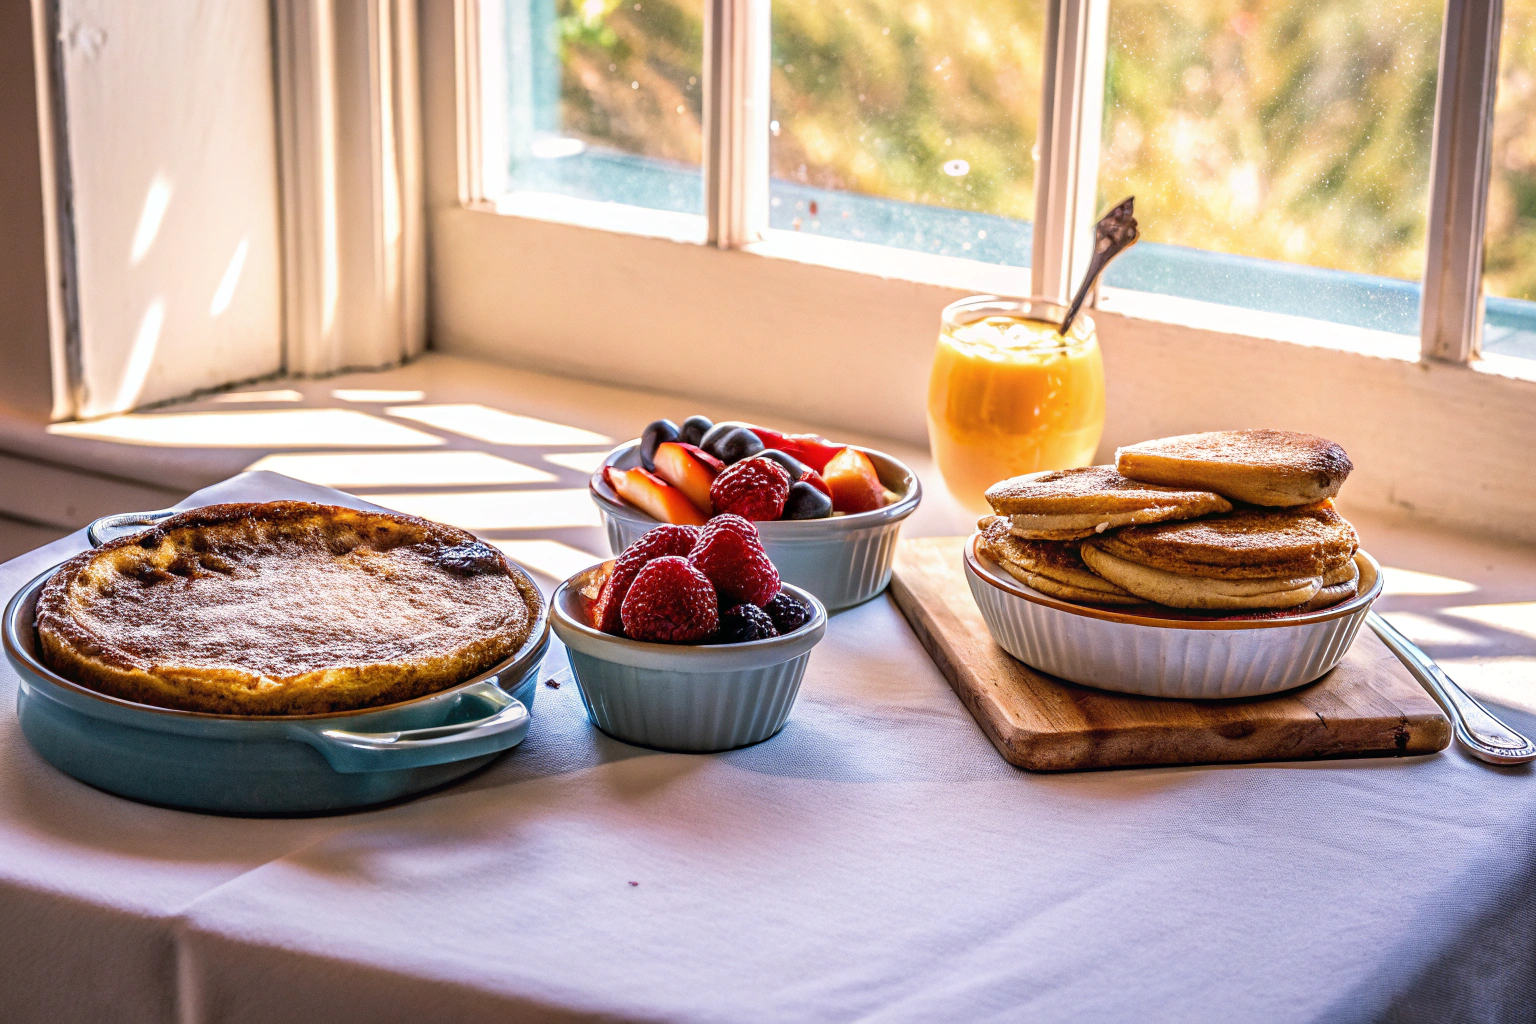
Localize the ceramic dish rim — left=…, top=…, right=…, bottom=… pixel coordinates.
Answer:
left=550, top=565, right=827, bottom=667
left=965, top=532, right=1382, bottom=631
left=2, top=561, right=551, bottom=723
left=589, top=440, right=921, bottom=533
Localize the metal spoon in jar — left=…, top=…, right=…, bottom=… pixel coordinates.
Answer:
left=1059, top=196, right=1140, bottom=337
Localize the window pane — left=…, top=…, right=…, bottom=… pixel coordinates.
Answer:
left=483, top=0, right=705, bottom=217
left=1098, top=0, right=1443, bottom=336
left=770, top=0, right=1045, bottom=265
left=1483, top=0, right=1536, bottom=360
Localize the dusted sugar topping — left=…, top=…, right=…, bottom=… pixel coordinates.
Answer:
left=37, top=502, right=540, bottom=715
left=985, top=465, right=1232, bottom=517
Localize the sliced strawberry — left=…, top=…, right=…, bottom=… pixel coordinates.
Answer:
left=620, top=556, right=719, bottom=643
left=606, top=466, right=708, bottom=526
left=784, top=434, right=846, bottom=473
left=798, top=466, right=832, bottom=498
left=822, top=446, right=886, bottom=514
left=652, top=442, right=722, bottom=516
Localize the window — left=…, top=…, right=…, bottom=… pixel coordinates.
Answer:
left=460, top=0, right=1535, bottom=368
left=1098, top=0, right=1442, bottom=337
left=768, top=0, right=1044, bottom=264
left=1483, top=0, right=1536, bottom=360
left=484, top=0, right=706, bottom=226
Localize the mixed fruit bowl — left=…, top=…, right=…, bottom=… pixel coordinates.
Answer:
left=551, top=518, right=827, bottom=752
left=590, top=415, right=922, bottom=610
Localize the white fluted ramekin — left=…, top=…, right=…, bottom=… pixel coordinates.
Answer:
left=965, top=533, right=1383, bottom=699
left=591, top=441, right=920, bottom=611
left=550, top=568, right=827, bottom=752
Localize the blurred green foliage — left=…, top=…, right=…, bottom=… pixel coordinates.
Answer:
left=1487, top=0, right=1536, bottom=301
left=552, top=0, right=1536, bottom=297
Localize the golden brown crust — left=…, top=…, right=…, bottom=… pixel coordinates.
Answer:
left=978, top=517, right=1138, bottom=601
left=1115, top=429, right=1352, bottom=506
left=1090, top=502, right=1359, bottom=580
left=37, top=501, right=541, bottom=715
left=1079, top=544, right=1322, bottom=610
left=985, top=466, right=1233, bottom=519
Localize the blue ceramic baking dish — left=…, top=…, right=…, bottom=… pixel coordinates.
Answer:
left=2, top=512, right=550, bottom=817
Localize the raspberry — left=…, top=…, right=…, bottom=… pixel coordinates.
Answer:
left=689, top=515, right=779, bottom=606
left=763, top=590, right=811, bottom=634
left=715, top=603, right=779, bottom=643
left=590, top=525, right=701, bottom=633
left=709, top=457, right=790, bottom=520
left=619, top=556, right=719, bottom=643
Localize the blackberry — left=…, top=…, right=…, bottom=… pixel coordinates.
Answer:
left=763, top=590, right=810, bottom=634
left=715, top=603, right=779, bottom=643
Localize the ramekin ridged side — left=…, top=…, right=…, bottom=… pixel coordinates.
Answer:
left=564, top=650, right=811, bottom=751
left=964, top=538, right=1381, bottom=700
left=591, top=441, right=921, bottom=611
left=550, top=574, right=828, bottom=753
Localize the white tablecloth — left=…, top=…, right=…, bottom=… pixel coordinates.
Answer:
left=1, top=472, right=1533, bottom=1024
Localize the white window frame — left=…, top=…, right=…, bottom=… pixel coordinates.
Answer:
left=433, top=0, right=1514, bottom=365
left=419, top=0, right=1536, bottom=546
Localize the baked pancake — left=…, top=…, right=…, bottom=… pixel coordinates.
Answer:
left=1079, top=544, right=1322, bottom=610
left=1297, top=558, right=1361, bottom=612
left=1089, top=502, right=1358, bottom=581
left=977, top=516, right=1140, bottom=605
left=984, top=466, right=1232, bottom=540
left=37, top=502, right=542, bottom=715
left=1115, top=429, right=1352, bottom=507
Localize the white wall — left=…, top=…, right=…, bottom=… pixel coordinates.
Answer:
left=60, top=0, right=283, bottom=417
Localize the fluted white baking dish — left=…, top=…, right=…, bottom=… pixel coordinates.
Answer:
left=964, top=533, right=1383, bottom=699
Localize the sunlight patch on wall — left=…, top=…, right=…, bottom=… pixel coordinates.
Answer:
left=109, top=298, right=166, bottom=413
left=208, top=239, right=249, bottom=316
left=386, top=404, right=613, bottom=446
left=51, top=409, right=444, bottom=448
left=372, top=489, right=601, bottom=530
left=129, top=174, right=173, bottom=265
left=245, top=451, right=558, bottom=487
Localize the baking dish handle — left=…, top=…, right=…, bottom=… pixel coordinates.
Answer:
left=290, top=680, right=531, bottom=773
left=87, top=508, right=181, bottom=547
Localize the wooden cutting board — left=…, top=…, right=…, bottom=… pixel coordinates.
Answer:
left=888, top=537, right=1451, bottom=771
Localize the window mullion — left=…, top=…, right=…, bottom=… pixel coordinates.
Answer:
left=1421, top=0, right=1504, bottom=363
left=704, top=0, right=769, bottom=248
left=1032, top=0, right=1109, bottom=304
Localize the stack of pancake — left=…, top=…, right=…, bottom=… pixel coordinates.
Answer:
left=976, top=429, right=1361, bottom=613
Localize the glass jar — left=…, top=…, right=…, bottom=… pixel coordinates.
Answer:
left=926, top=296, right=1106, bottom=513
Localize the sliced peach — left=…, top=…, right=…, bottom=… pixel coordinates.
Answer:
left=652, top=442, right=721, bottom=516
left=605, top=466, right=708, bottom=526
left=822, top=447, right=886, bottom=514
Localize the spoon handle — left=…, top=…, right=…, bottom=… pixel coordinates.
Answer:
left=1368, top=611, right=1536, bottom=764
left=1059, top=196, right=1140, bottom=337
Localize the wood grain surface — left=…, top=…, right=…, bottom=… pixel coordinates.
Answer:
left=889, top=537, right=1452, bottom=771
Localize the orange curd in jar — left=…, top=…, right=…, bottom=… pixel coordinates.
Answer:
left=927, top=297, right=1105, bottom=513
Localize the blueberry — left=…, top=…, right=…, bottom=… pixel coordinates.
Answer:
left=782, top=481, right=833, bottom=520
left=756, top=448, right=807, bottom=481
left=715, top=603, right=779, bottom=643
left=764, top=590, right=811, bottom=633
left=639, top=419, right=679, bottom=471
left=699, top=420, right=747, bottom=453
left=678, top=415, right=713, bottom=447
left=707, top=427, right=765, bottom=464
